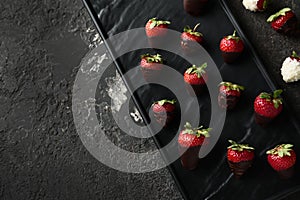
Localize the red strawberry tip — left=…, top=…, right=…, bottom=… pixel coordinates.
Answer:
left=183, top=23, right=203, bottom=37
left=153, top=99, right=176, bottom=106
left=266, top=144, right=294, bottom=157
left=141, top=53, right=163, bottom=63
left=227, top=140, right=255, bottom=152
left=148, top=17, right=171, bottom=29
left=219, top=82, right=245, bottom=92
left=182, top=122, right=211, bottom=138
left=185, top=63, right=207, bottom=78
left=267, top=8, right=292, bottom=23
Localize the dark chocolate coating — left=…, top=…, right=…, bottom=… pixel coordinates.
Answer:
left=277, top=15, right=299, bottom=36
left=153, top=110, right=175, bottom=127
left=185, top=82, right=206, bottom=97
left=181, top=38, right=202, bottom=55
left=228, top=160, right=253, bottom=179
left=179, top=145, right=201, bottom=170
left=254, top=112, right=274, bottom=127
left=277, top=166, right=295, bottom=180
left=218, top=92, right=240, bottom=110
left=183, top=0, right=209, bottom=16
left=221, top=51, right=242, bottom=63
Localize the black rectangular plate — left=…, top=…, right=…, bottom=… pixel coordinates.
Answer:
left=83, top=0, right=300, bottom=199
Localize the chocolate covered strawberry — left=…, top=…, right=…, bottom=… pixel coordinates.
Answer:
left=152, top=99, right=176, bottom=127
left=227, top=140, right=255, bottom=178
left=184, top=0, right=208, bottom=16
left=220, top=30, right=244, bottom=63
left=178, top=122, right=211, bottom=170
left=281, top=51, right=300, bottom=83
left=184, top=63, right=208, bottom=96
left=140, top=53, right=164, bottom=81
left=267, top=144, right=296, bottom=179
left=242, top=0, right=268, bottom=12
left=181, top=23, right=204, bottom=55
left=218, top=82, right=245, bottom=110
left=267, top=8, right=298, bottom=35
left=145, top=18, right=170, bottom=47
left=254, top=89, right=283, bottom=126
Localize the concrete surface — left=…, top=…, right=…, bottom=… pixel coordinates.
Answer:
left=0, top=0, right=299, bottom=200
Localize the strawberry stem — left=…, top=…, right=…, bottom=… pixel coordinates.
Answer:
left=226, top=30, right=240, bottom=41
left=183, top=24, right=203, bottom=37
left=232, top=30, right=237, bottom=37
left=193, top=23, right=201, bottom=32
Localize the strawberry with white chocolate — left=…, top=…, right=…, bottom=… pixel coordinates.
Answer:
left=242, top=0, right=268, bottom=12
left=281, top=51, right=300, bottom=83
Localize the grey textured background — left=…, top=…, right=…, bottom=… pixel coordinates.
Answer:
left=0, top=0, right=299, bottom=200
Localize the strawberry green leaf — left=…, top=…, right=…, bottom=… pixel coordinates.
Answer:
left=228, top=140, right=254, bottom=152
left=273, top=89, right=283, bottom=98
left=273, top=99, right=282, bottom=109
left=259, top=92, right=271, bottom=99
left=148, top=17, right=170, bottom=29
left=182, top=122, right=211, bottom=138
left=141, top=53, right=163, bottom=63
left=263, top=0, right=268, bottom=9
left=267, top=8, right=292, bottom=23
left=185, top=63, right=207, bottom=78
left=266, top=144, right=294, bottom=157
left=219, top=82, right=245, bottom=92
left=291, top=51, right=300, bottom=59
left=183, top=23, right=203, bottom=37
left=156, top=99, right=176, bottom=106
